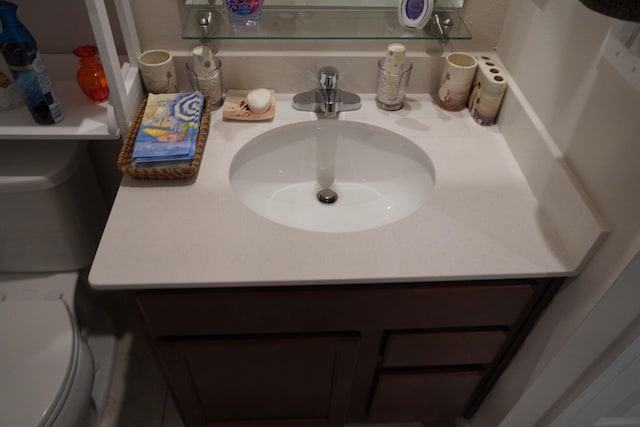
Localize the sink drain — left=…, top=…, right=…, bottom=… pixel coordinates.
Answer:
left=317, top=188, right=338, bottom=204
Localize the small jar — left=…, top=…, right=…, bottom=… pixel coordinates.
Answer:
left=73, top=45, right=110, bottom=103
left=223, top=0, right=264, bottom=27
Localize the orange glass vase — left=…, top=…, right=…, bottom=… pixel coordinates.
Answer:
left=73, top=45, right=109, bottom=103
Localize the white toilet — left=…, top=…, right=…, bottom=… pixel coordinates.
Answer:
left=0, top=140, right=116, bottom=427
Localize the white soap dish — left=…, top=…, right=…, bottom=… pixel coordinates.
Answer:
left=223, top=89, right=275, bottom=121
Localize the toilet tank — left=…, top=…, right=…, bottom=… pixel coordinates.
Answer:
left=0, top=140, right=107, bottom=272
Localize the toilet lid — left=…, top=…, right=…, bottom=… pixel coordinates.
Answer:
left=0, top=300, right=76, bottom=427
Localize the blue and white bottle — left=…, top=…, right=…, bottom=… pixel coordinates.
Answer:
left=0, top=0, right=63, bottom=124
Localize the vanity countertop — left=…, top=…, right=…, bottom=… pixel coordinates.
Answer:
left=89, top=93, right=605, bottom=290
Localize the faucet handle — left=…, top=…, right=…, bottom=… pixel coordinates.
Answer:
left=318, top=66, right=339, bottom=90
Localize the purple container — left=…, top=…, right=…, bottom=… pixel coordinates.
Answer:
left=224, top=0, right=264, bottom=27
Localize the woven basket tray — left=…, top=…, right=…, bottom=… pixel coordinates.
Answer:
left=117, top=96, right=212, bottom=180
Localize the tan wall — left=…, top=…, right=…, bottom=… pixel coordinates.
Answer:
left=472, top=1, right=640, bottom=426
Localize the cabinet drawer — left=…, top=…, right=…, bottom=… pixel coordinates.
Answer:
left=383, top=330, right=507, bottom=367
left=368, top=370, right=483, bottom=423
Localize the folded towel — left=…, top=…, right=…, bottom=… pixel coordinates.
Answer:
left=132, top=91, right=204, bottom=165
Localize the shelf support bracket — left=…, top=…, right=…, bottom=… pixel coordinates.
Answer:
left=85, top=0, right=144, bottom=136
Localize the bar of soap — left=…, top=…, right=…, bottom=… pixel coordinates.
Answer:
left=246, top=88, right=272, bottom=114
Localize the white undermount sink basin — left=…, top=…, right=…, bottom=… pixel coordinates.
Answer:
left=229, top=121, right=436, bottom=232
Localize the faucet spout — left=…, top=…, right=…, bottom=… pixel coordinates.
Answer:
left=318, top=88, right=338, bottom=117
left=318, top=66, right=339, bottom=117
left=318, top=66, right=338, bottom=90
left=292, top=66, right=361, bottom=117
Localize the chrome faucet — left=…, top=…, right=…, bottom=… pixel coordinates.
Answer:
left=292, top=66, right=361, bottom=117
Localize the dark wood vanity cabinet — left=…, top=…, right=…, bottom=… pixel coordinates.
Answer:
left=135, top=278, right=562, bottom=427
left=154, top=335, right=359, bottom=427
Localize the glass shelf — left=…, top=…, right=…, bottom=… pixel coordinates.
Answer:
left=182, top=7, right=471, bottom=40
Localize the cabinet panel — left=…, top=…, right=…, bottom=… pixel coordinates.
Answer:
left=368, top=370, right=483, bottom=423
left=135, top=277, right=563, bottom=426
left=137, top=280, right=537, bottom=337
left=157, top=335, right=359, bottom=427
left=383, top=330, right=508, bottom=367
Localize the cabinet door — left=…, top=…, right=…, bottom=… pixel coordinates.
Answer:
left=368, top=370, right=483, bottom=423
left=156, top=335, right=360, bottom=427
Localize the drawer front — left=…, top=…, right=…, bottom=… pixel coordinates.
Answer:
left=137, top=280, right=538, bottom=337
left=368, top=370, right=483, bottom=423
left=383, top=330, right=508, bottom=367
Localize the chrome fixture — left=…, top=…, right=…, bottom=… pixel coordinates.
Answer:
left=292, top=66, right=361, bottom=117
left=197, top=10, right=213, bottom=41
left=429, top=13, right=453, bottom=37
left=317, top=188, right=338, bottom=204
left=425, top=13, right=453, bottom=45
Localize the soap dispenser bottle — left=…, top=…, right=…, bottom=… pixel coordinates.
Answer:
left=0, top=0, right=63, bottom=124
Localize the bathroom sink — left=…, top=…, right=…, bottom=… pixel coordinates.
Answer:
left=229, top=121, right=435, bottom=232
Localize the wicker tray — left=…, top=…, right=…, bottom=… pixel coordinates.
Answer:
left=117, top=95, right=212, bottom=180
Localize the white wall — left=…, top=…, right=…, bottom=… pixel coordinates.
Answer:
left=10, top=0, right=125, bottom=54
left=127, top=0, right=510, bottom=54
left=15, top=0, right=509, bottom=203
left=122, top=0, right=512, bottom=101
left=12, top=0, right=509, bottom=91
left=471, top=1, right=640, bottom=426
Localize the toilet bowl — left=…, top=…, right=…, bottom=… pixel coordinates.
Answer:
left=0, top=140, right=115, bottom=427
left=0, top=274, right=95, bottom=427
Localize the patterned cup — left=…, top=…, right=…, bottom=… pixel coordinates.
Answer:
left=436, top=52, right=478, bottom=112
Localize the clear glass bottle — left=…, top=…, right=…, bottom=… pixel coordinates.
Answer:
left=73, top=45, right=109, bottom=103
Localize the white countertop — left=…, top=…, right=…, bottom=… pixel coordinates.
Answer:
left=89, top=93, right=604, bottom=290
